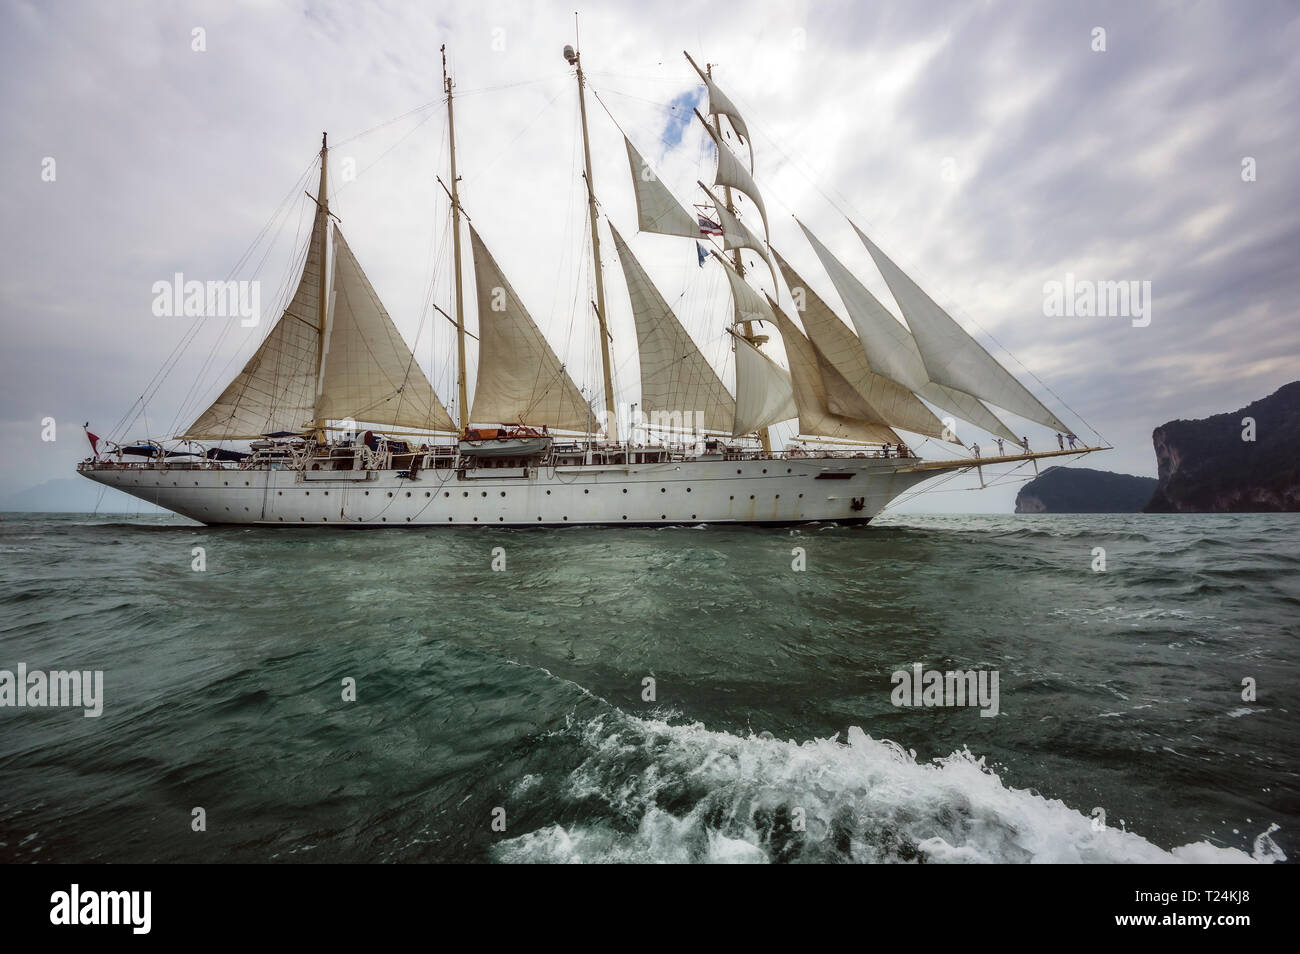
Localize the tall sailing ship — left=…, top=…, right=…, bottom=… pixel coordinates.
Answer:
left=79, top=43, right=1104, bottom=527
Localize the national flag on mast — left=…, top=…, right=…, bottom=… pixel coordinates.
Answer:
left=83, top=423, right=99, bottom=455
left=698, top=215, right=723, bottom=237
left=696, top=242, right=707, bottom=267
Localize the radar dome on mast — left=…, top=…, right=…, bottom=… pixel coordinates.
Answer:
left=563, top=44, right=577, bottom=65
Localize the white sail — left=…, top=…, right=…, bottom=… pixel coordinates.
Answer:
left=182, top=202, right=328, bottom=439
left=468, top=225, right=592, bottom=431
left=773, top=249, right=953, bottom=441
left=768, top=296, right=899, bottom=445
left=715, top=251, right=775, bottom=326
left=703, top=74, right=751, bottom=154
left=609, top=224, right=735, bottom=433
left=315, top=229, right=454, bottom=431
left=732, top=333, right=796, bottom=437
left=852, top=224, right=1070, bottom=433
left=699, top=182, right=778, bottom=294
left=623, top=136, right=700, bottom=239
left=701, top=121, right=768, bottom=238
left=795, top=222, right=1018, bottom=442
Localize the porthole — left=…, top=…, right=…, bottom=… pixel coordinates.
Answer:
left=406, top=491, right=411, bottom=498
left=729, top=495, right=734, bottom=500
left=444, top=492, right=450, bottom=498
left=775, top=494, right=780, bottom=499
left=425, top=491, right=431, bottom=497
left=786, top=468, right=792, bottom=474
left=463, top=492, right=469, bottom=498
left=691, top=514, right=697, bottom=519
left=686, top=487, right=692, bottom=493
left=736, top=469, right=742, bottom=474
left=762, top=468, right=767, bottom=474
left=277, top=491, right=282, bottom=496
left=622, top=488, right=627, bottom=494
left=500, top=491, right=506, bottom=497
left=660, top=514, right=666, bottom=519
left=622, top=515, right=627, bottom=520
left=499, top=517, right=504, bottom=522
left=387, top=492, right=393, bottom=498
left=660, top=487, right=666, bottom=493
left=749, top=494, right=755, bottom=500
left=583, top=489, right=589, bottom=494
left=546, top=490, right=551, bottom=495
left=304, top=491, right=310, bottom=496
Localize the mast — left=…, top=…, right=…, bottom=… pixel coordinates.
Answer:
left=566, top=39, right=617, bottom=440
left=703, top=61, right=771, bottom=454
left=443, top=45, right=469, bottom=435
left=313, top=131, right=330, bottom=441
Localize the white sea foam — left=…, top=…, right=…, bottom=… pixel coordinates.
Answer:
left=495, top=715, right=1284, bottom=864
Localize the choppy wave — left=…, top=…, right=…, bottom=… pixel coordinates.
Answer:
left=496, top=713, right=1285, bottom=864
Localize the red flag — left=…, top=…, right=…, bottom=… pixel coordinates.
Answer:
left=84, top=426, right=99, bottom=455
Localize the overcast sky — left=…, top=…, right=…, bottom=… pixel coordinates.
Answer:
left=1, top=0, right=1297, bottom=513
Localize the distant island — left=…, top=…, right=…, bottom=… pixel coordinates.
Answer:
left=1015, top=466, right=1157, bottom=513
left=1146, top=381, right=1299, bottom=512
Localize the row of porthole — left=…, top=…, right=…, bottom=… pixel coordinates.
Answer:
left=271, top=487, right=802, bottom=499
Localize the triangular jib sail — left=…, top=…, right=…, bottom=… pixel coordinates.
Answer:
left=851, top=223, right=1069, bottom=433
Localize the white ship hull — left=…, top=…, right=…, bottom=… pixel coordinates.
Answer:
left=78, top=456, right=935, bottom=527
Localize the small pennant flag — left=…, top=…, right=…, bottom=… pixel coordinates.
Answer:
left=698, top=215, right=723, bottom=237
left=696, top=242, right=707, bottom=267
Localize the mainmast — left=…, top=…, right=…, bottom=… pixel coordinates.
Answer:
left=313, top=131, right=330, bottom=442
left=565, top=39, right=617, bottom=440
left=443, top=45, right=469, bottom=435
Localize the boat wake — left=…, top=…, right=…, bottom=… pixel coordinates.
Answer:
left=494, top=712, right=1285, bottom=864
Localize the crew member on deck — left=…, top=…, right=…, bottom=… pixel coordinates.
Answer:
left=1056, top=433, right=1065, bottom=450
left=1067, top=433, right=1078, bottom=449
left=995, top=438, right=1004, bottom=456
left=972, top=442, right=980, bottom=458
left=1022, top=436, right=1030, bottom=452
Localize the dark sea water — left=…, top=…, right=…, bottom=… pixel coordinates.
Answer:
left=0, top=511, right=1295, bottom=864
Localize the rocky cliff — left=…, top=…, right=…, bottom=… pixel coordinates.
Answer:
left=1145, top=381, right=1300, bottom=512
left=1015, top=466, right=1158, bottom=513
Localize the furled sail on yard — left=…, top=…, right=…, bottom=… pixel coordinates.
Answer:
left=851, top=223, right=1069, bottom=433
left=772, top=250, right=953, bottom=441
left=623, top=136, right=700, bottom=239
left=796, top=222, right=1019, bottom=443
left=768, top=295, right=900, bottom=445
left=468, top=225, right=592, bottom=431
left=609, top=223, right=735, bottom=433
